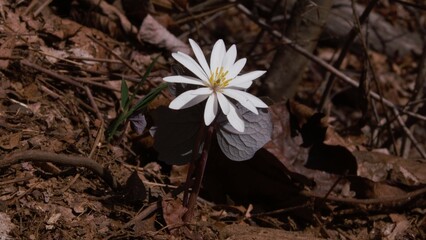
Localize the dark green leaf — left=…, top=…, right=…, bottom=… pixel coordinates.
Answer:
left=120, top=79, right=129, bottom=110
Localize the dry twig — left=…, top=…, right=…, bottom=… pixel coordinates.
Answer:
left=317, top=0, right=379, bottom=111
left=0, top=150, right=119, bottom=189
left=88, top=35, right=169, bottom=98
left=234, top=2, right=426, bottom=123
left=301, top=186, right=426, bottom=207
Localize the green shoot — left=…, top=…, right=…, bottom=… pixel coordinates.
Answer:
left=107, top=57, right=165, bottom=141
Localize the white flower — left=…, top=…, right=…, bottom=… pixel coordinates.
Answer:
left=163, top=39, right=268, bottom=132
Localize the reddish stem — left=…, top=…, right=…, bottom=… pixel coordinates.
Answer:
left=183, top=125, right=214, bottom=222
left=182, top=122, right=206, bottom=207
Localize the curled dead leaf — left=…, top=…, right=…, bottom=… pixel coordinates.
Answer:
left=138, top=15, right=190, bottom=54
left=161, top=198, right=187, bottom=227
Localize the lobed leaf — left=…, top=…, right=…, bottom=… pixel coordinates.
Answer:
left=216, top=104, right=273, bottom=161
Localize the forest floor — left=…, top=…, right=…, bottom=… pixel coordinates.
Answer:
left=0, top=0, right=425, bottom=239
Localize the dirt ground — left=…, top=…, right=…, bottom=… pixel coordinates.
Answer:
left=0, top=0, right=426, bottom=239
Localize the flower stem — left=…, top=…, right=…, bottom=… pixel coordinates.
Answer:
left=183, top=125, right=214, bottom=222
left=182, top=122, right=206, bottom=207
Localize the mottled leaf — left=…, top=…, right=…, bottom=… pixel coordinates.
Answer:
left=216, top=104, right=272, bottom=161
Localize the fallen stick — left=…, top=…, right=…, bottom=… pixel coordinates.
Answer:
left=234, top=2, right=426, bottom=124
left=301, top=186, right=426, bottom=208
left=0, top=150, right=119, bottom=189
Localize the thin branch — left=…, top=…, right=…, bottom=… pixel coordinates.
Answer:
left=301, top=185, right=426, bottom=207
left=21, top=60, right=84, bottom=89
left=248, top=203, right=309, bottom=218
left=84, top=85, right=104, bottom=122
left=234, top=1, right=426, bottom=123
left=33, top=0, right=53, bottom=16
left=318, top=0, right=379, bottom=111
left=401, top=41, right=426, bottom=156
left=174, top=3, right=234, bottom=25
left=21, top=60, right=109, bottom=121
left=349, top=0, right=399, bottom=155
left=124, top=202, right=159, bottom=228
left=393, top=107, right=426, bottom=158
left=88, top=35, right=168, bottom=98
left=391, top=0, right=426, bottom=10
left=246, top=0, right=282, bottom=56
left=0, top=150, right=119, bottom=189
left=0, top=176, right=34, bottom=186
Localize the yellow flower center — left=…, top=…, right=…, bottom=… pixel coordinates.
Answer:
left=208, top=67, right=230, bottom=91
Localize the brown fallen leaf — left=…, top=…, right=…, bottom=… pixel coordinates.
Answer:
left=266, top=101, right=307, bottom=169
left=22, top=83, right=43, bottom=101
left=161, top=198, right=187, bottom=229
left=348, top=176, right=406, bottom=199
left=0, top=37, right=16, bottom=69
left=266, top=101, right=341, bottom=195
left=40, top=17, right=81, bottom=41
left=271, top=100, right=357, bottom=176
left=0, top=132, right=22, bottom=150
left=133, top=213, right=157, bottom=236
left=0, top=212, right=16, bottom=239
left=354, top=151, right=426, bottom=186
left=387, top=214, right=410, bottom=240
left=69, top=0, right=137, bottom=40
left=138, top=14, right=190, bottom=54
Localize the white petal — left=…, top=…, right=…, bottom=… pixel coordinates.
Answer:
left=238, top=81, right=252, bottom=89
left=227, top=102, right=245, bottom=132
left=222, top=89, right=258, bottom=114
left=188, top=39, right=211, bottom=77
left=227, top=70, right=266, bottom=88
left=163, top=75, right=206, bottom=86
left=217, top=92, right=230, bottom=115
left=222, top=45, right=237, bottom=71
left=247, top=95, right=268, bottom=108
left=172, top=52, right=208, bottom=82
left=227, top=58, right=247, bottom=79
left=224, top=89, right=267, bottom=108
left=191, top=87, right=214, bottom=95
left=210, top=39, right=226, bottom=73
left=228, top=80, right=252, bottom=90
left=204, top=94, right=218, bottom=126
left=180, top=94, right=210, bottom=109
left=169, top=88, right=211, bottom=109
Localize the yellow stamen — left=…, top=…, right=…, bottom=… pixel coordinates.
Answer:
left=209, top=67, right=230, bottom=90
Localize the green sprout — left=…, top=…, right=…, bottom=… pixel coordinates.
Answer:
left=107, top=58, right=167, bottom=141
